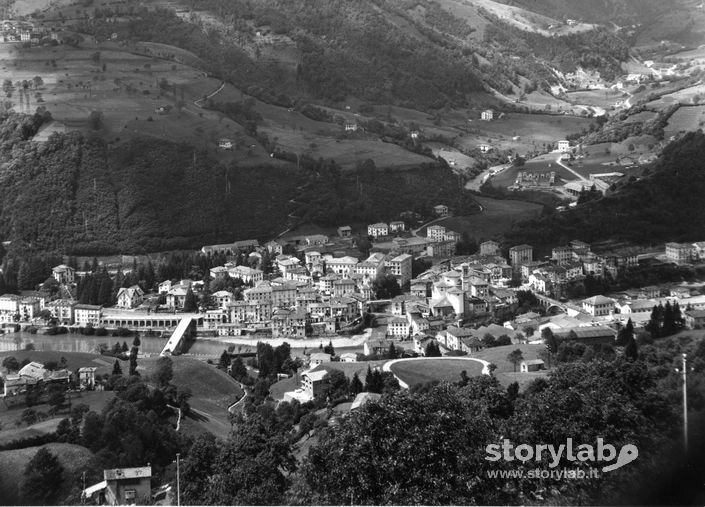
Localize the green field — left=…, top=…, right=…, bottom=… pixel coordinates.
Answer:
left=0, top=42, right=277, bottom=166
left=473, top=343, right=549, bottom=389
left=139, top=356, right=243, bottom=438
left=0, top=442, right=93, bottom=504
left=428, top=196, right=542, bottom=241
left=664, top=105, right=705, bottom=137
left=389, top=358, right=484, bottom=386
left=564, top=89, right=627, bottom=109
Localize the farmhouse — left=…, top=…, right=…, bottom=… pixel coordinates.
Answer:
left=557, top=140, right=571, bottom=152
left=481, top=110, right=494, bottom=121
left=433, top=204, right=449, bottom=216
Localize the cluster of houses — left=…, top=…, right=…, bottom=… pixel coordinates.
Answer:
left=4, top=220, right=705, bottom=356
left=2, top=360, right=97, bottom=398
left=0, top=20, right=58, bottom=44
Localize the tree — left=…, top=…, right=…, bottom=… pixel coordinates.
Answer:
left=47, top=384, right=66, bottom=414
left=230, top=356, right=248, bottom=381
left=88, top=110, right=103, bottom=130
left=111, top=359, right=122, bottom=376
left=22, top=448, right=64, bottom=505
left=184, top=414, right=295, bottom=504
left=387, top=342, right=397, bottom=359
left=32, top=76, right=43, bottom=89
left=616, top=318, right=634, bottom=346
left=482, top=333, right=497, bottom=348
left=350, top=373, right=363, bottom=396
left=154, top=356, right=174, bottom=388
left=219, top=350, right=231, bottom=370
left=372, top=273, right=402, bottom=299
left=425, top=341, right=441, bottom=357
left=542, top=327, right=559, bottom=354
left=129, top=347, right=139, bottom=376
left=2, top=355, right=19, bottom=372
left=625, top=335, right=638, bottom=360
left=21, top=408, right=38, bottom=426
left=301, top=386, right=505, bottom=505
left=507, top=349, right=524, bottom=372
left=183, top=287, right=198, bottom=312
left=323, top=340, right=335, bottom=356
left=133, top=334, right=141, bottom=348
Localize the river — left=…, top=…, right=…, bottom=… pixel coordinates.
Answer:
left=0, top=331, right=240, bottom=357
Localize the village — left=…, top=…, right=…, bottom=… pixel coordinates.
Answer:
left=0, top=203, right=703, bottom=404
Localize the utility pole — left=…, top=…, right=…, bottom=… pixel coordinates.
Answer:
left=176, top=452, right=181, bottom=506
left=682, top=353, right=688, bottom=452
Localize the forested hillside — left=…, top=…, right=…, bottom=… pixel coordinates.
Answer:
left=0, top=114, right=472, bottom=255
left=503, top=131, right=705, bottom=253
left=79, top=1, right=631, bottom=110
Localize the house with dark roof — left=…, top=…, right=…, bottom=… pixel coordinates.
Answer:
left=554, top=326, right=617, bottom=345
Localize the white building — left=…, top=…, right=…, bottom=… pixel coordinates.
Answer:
left=116, top=286, right=144, bottom=309
left=367, top=223, right=389, bottom=238
left=74, top=304, right=102, bottom=326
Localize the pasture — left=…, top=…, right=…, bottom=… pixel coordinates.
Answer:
left=473, top=343, right=549, bottom=389
left=0, top=42, right=277, bottom=165
left=0, top=443, right=94, bottom=505
left=388, top=358, right=484, bottom=387
left=455, top=112, right=593, bottom=155
left=664, top=105, right=705, bottom=137
left=0, top=391, right=114, bottom=443
left=428, top=196, right=542, bottom=241
left=564, top=88, right=628, bottom=109
left=138, top=355, right=243, bottom=438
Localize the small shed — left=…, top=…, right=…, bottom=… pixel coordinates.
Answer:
left=520, top=359, right=545, bottom=373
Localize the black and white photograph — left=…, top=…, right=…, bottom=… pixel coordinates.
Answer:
left=0, top=0, right=703, bottom=505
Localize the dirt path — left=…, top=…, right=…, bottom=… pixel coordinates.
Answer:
left=554, top=154, right=588, bottom=181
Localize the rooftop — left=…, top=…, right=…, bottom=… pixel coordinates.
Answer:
left=104, top=466, right=152, bottom=481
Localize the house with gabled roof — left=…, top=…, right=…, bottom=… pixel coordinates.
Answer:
left=116, top=285, right=144, bottom=309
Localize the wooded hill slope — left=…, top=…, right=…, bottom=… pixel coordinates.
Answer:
left=79, top=1, right=630, bottom=110
left=0, top=113, right=473, bottom=255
